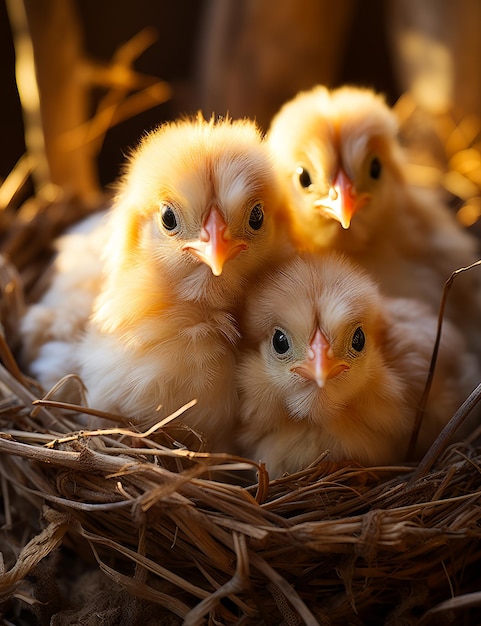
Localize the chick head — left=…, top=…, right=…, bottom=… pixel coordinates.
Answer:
left=104, top=114, right=286, bottom=303
left=241, top=252, right=388, bottom=422
left=268, top=86, right=405, bottom=247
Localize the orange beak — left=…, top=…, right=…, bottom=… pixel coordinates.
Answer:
left=182, top=207, right=247, bottom=276
left=290, top=328, right=349, bottom=388
left=314, top=168, right=356, bottom=229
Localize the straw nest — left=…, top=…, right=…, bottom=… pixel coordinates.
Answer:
left=1, top=108, right=481, bottom=626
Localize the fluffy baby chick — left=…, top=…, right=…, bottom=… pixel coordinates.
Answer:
left=267, top=85, right=481, bottom=353
left=21, top=115, right=290, bottom=451
left=236, top=253, right=479, bottom=477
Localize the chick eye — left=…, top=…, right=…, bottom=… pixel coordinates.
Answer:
left=272, top=329, right=290, bottom=355
left=296, top=166, right=312, bottom=189
left=351, top=327, right=365, bottom=352
left=248, top=203, right=264, bottom=230
left=160, top=204, right=179, bottom=232
left=369, top=157, right=382, bottom=180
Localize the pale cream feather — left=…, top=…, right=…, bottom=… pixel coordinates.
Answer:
left=20, top=210, right=109, bottom=382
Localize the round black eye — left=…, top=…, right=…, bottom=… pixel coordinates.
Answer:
left=369, top=157, right=382, bottom=180
left=297, top=166, right=312, bottom=189
left=248, top=203, right=264, bottom=230
left=273, top=329, right=290, bottom=355
left=351, top=327, right=365, bottom=352
left=161, top=205, right=178, bottom=231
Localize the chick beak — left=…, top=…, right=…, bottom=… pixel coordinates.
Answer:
left=314, top=168, right=356, bottom=229
left=290, top=328, right=349, bottom=388
left=182, top=207, right=247, bottom=276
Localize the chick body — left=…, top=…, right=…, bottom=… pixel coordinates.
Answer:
left=236, top=253, right=479, bottom=476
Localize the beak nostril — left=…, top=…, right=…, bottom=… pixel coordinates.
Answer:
left=182, top=205, right=247, bottom=275
left=291, top=328, right=349, bottom=388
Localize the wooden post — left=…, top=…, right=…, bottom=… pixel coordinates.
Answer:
left=6, top=0, right=100, bottom=202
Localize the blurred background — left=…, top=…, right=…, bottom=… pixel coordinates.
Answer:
left=1, top=0, right=480, bottom=229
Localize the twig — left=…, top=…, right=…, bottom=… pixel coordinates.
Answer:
left=72, top=27, right=170, bottom=158
left=36, top=398, right=197, bottom=443
left=419, top=590, right=481, bottom=624
left=5, top=0, right=50, bottom=195
left=60, top=82, right=172, bottom=151
left=0, top=154, right=36, bottom=210
left=183, top=532, right=250, bottom=625
left=0, top=329, right=28, bottom=385
left=7, top=0, right=100, bottom=200
left=0, top=362, right=57, bottom=428
left=249, top=551, right=319, bottom=626
left=0, top=509, right=69, bottom=597
left=410, top=381, right=481, bottom=483
left=406, top=259, right=481, bottom=460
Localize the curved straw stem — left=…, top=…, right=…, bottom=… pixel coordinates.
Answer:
left=407, top=259, right=481, bottom=461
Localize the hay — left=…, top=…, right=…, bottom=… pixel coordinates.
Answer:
left=1, top=358, right=481, bottom=626
left=0, top=95, right=481, bottom=624
left=0, top=197, right=480, bottom=626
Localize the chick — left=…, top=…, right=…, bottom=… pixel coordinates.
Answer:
left=236, top=253, right=479, bottom=477
left=267, top=85, right=481, bottom=353
left=21, top=115, right=289, bottom=451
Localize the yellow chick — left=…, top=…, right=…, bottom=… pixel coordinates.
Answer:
left=236, top=253, right=480, bottom=477
left=267, top=85, right=481, bottom=353
left=21, top=115, right=290, bottom=451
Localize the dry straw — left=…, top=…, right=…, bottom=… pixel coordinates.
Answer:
left=1, top=14, right=481, bottom=620
left=0, top=192, right=480, bottom=625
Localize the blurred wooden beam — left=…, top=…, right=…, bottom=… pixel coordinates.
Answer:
left=6, top=0, right=100, bottom=202
left=389, top=0, right=481, bottom=118
left=195, top=0, right=355, bottom=130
